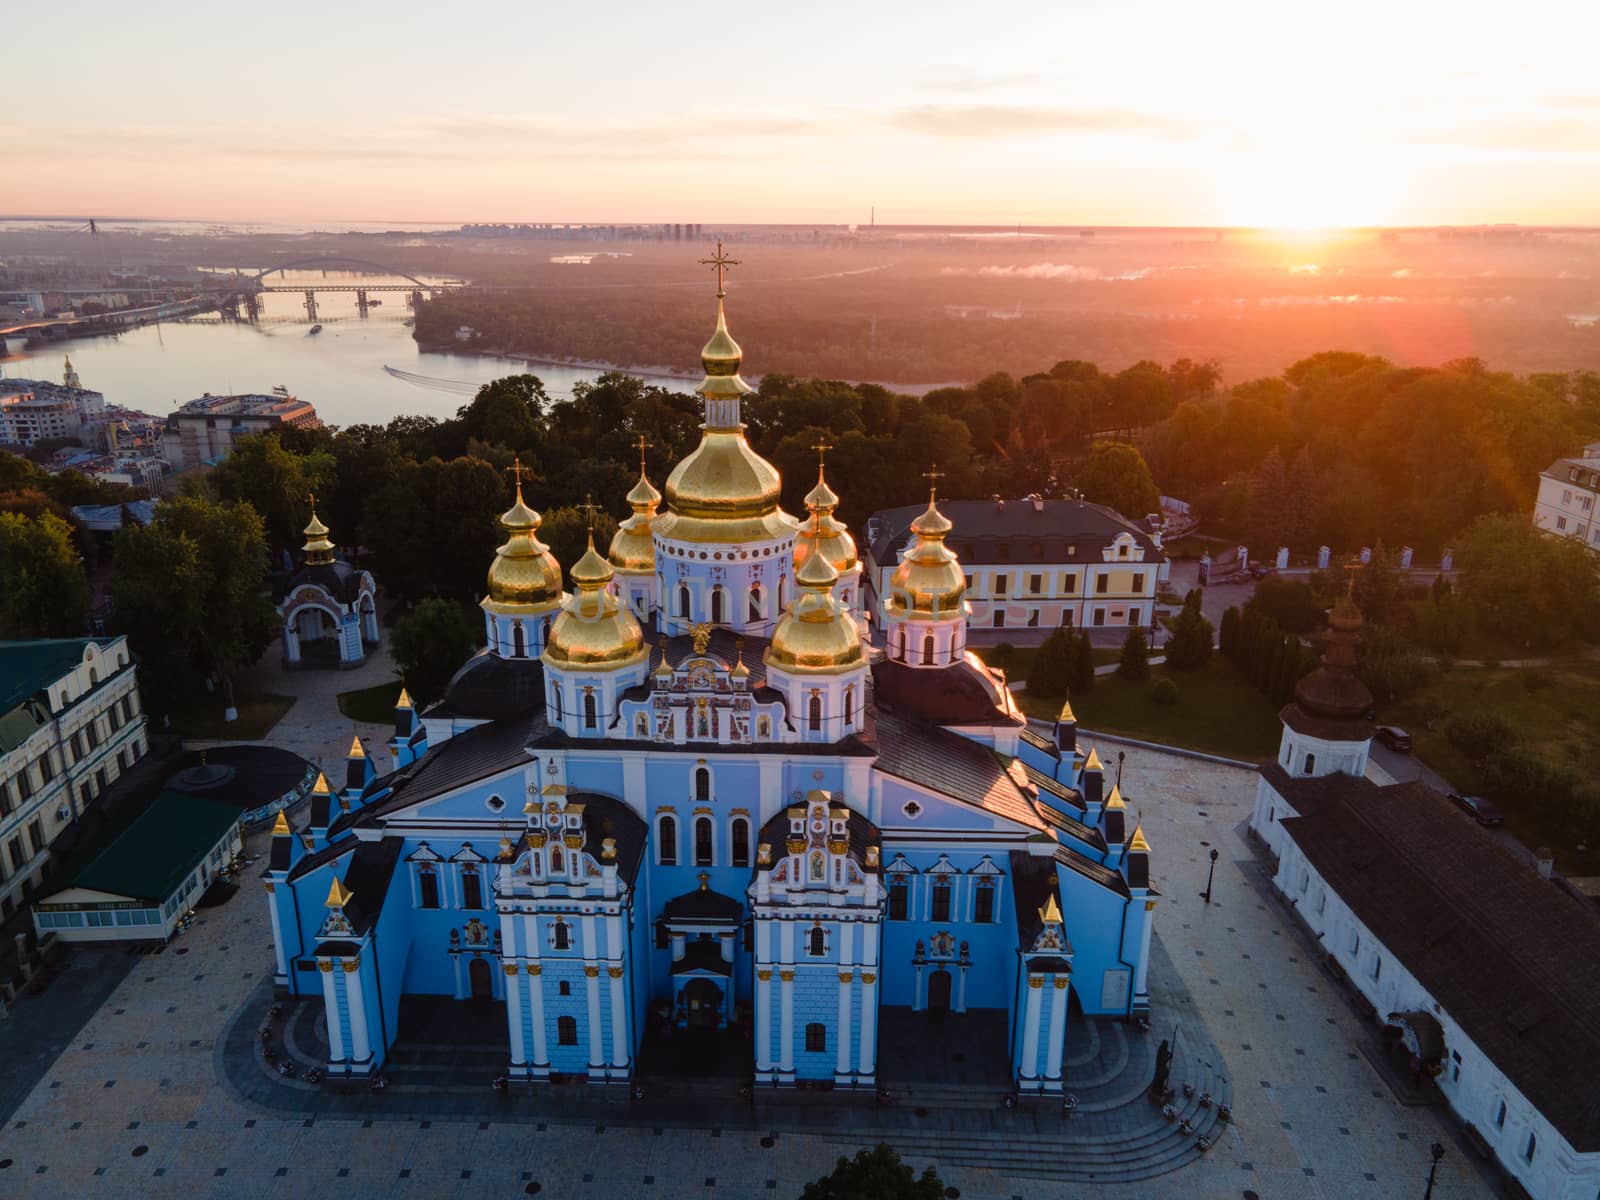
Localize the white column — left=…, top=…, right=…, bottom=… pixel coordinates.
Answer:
left=1045, top=978, right=1068, bottom=1088
left=835, top=971, right=853, bottom=1079
left=1134, top=900, right=1155, bottom=1005
left=585, top=965, right=605, bottom=1071
left=345, top=964, right=372, bottom=1067
left=956, top=965, right=969, bottom=1013
left=1021, top=976, right=1043, bottom=1085
left=913, top=962, right=925, bottom=1011
left=505, top=964, right=526, bottom=1067
left=755, top=969, right=773, bottom=1073
left=608, top=966, right=630, bottom=1073
left=265, top=884, right=288, bottom=983
left=857, top=971, right=878, bottom=1078
left=283, top=626, right=300, bottom=664
left=779, top=969, right=795, bottom=1075
left=320, top=963, right=345, bottom=1065
left=527, top=965, right=549, bottom=1071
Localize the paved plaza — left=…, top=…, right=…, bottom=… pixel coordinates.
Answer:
left=0, top=741, right=1507, bottom=1199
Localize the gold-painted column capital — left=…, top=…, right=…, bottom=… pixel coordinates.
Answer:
left=1028, top=975, right=1044, bottom=989
left=838, top=971, right=854, bottom=984
left=503, top=963, right=520, bottom=976
left=757, top=969, right=773, bottom=982
left=318, top=960, right=334, bottom=973
left=607, top=966, right=625, bottom=979
left=861, top=972, right=877, bottom=985
left=778, top=969, right=795, bottom=983
left=526, top=963, right=542, bottom=975
left=584, top=965, right=600, bottom=978
left=341, top=957, right=361, bottom=973
left=1053, top=976, right=1069, bottom=989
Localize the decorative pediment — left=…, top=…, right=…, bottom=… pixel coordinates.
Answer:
left=450, top=843, right=488, bottom=863
left=405, top=842, right=443, bottom=863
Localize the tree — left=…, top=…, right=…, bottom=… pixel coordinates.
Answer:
left=456, top=374, right=551, bottom=453
left=1455, top=513, right=1600, bottom=649
left=110, top=496, right=278, bottom=720
left=390, top=598, right=478, bottom=707
left=1164, top=604, right=1214, bottom=670
left=205, top=431, right=329, bottom=560
left=1069, top=629, right=1096, bottom=693
left=1118, top=627, right=1150, bottom=681
left=1245, top=578, right=1324, bottom=634
left=540, top=506, right=621, bottom=583
left=1074, top=440, right=1159, bottom=520
left=1028, top=628, right=1074, bottom=697
left=1352, top=543, right=1405, bottom=627
left=799, top=1144, right=945, bottom=1200
left=0, top=511, right=88, bottom=637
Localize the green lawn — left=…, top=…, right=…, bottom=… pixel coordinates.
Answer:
left=1022, top=658, right=1284, bottom=761
left=337, top=680, right=405, bottom=724
left=976, top=643, right=1119, bottom=682
left=169, top=689, right=296, bottom=740
left=1383, top=660, right=1600, bottom=874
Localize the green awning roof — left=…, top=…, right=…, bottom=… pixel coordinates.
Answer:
left=71, top=792, right=240, bottom=904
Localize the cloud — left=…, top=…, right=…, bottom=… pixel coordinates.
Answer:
left=887, top=104, right=1192, bottom=139
left=940, top=263, right=1153, bottom=281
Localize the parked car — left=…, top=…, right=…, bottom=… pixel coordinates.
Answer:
left=1375, top=726, right=1412, bottom=752
left=1449, top=793, right=1505, bottom=827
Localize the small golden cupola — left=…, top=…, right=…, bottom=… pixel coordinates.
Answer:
left=609, top=435, right=661, bottom=574
left=485, top=459, right=564, bottom=613
left=793, top=440, right=859, bottom=577
left=302, top=495, right=335, bottom=566
left=544, top=520, right=649, bottom=672
left=881, top=468, right=971, bottom=669
left=655, top=244, right=796, bottom=546
left=767, top=527, right=866, bottom=674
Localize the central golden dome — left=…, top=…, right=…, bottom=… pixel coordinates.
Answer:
left=885, top=491, right=966, bottom=619
left=484, top=474, right=564, bottom=613
left=653, top=294, right=798, bottom=545
left=767, top=531, right=865, bottom=674
left=544, top=535, right=648, bottom=671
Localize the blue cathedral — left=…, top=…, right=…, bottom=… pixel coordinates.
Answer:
left=264, top=274, right=1159, bottom=1094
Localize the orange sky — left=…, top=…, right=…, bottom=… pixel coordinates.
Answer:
left=8, top=0, right=1600, bottom=228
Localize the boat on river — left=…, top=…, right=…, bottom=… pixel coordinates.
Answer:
left=308, top=324, right=323, bottom=335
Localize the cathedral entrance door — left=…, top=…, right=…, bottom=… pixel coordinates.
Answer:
left=468, top=956, right=492, bottom=999
left=928, top=969, right=952, bottom=1013
left=684, top=978, right=723, bottom=1029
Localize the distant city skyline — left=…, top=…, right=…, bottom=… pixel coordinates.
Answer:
left=11, top=0, right=1600, bottom=229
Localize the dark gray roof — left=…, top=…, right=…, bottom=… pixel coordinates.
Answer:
left=1282, top=779, right=1600, bottom=1151
left=1054, top=843, right=1130, bottom=897
left=870, top=658, right=1021, bottom=727
left=1019, top=727, right=1061, bottom=760
left=757, top=805, right=881, bottom=874
left=1259, top=761, right=1381, bottom=817
left=672, top=940, right=733, bottom=976
left=339, top=837, right=405, bottom=935
left=663, top=884, right=743, bottom=924
left=867, top=498, right=1158, bottom=568
left=573, top=791, right=648, bottom=884
left=1009, top=851, right=1060, bottom=949
left=428, top=651, right=547, bottom=722
left=1022, top=764, right=1084, bottom=813
left=276, top=559, right=365, bottom=605
left=873, top=708, right=1042, bottom=830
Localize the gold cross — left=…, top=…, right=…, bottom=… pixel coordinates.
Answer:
left=811, top=438, right=834, bottom=468
left=578, top=493, right=600, bottom=530
left=634, top=434, right=653, bottom=474
left=698, top=240, right=741, bottom=297
left=507, top=456, right=528, bottom=490
left=922, top=464, right=945, bottom=500
left=306, top=490, right=316, bottom=509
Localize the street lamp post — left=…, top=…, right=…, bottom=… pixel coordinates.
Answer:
left=1422, top=1142, right=1445, bottom=1199
left=1201, top=848, right=1219, bottom=904
left=1117, top=751, right=1126, bottom=791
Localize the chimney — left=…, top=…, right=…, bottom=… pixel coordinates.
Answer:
left=1535, top=847, right=1554, bottom=879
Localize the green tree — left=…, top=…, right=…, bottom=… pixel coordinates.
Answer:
left=1074, top=440, right=1159, bottom=520
left=799, top=1144, right=945, bottom=1200
left=1118, top=627, right=1150, bottom=681
left=0, top=511, right=89, bottom=637
left=390, top=598, right=479, bottom=707
left=540, top=506, right=621, bottom=583
left=1069, top=629, right=1096, bottom=693
left=110, top=496, right=278, bottom=720
left=1455, top=513, right=1600, bottom=649
left=1028, top=628, right=1074, bottom=697
left=457, top=374, right=550, bottom=453
left=1164, top=604, right=1214, bottom=670
left=1245, top=578, right=1324, bottom=634
left=205, top=431, right=329, bottom=560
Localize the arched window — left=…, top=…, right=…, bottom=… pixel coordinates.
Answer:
left=931, top=877, right=952, bottom=921
left=658, top=814, right=677, bottom=865
left=513, top=622, right=525, bottom=658
left=695, top=767, right=711, bottom=803
left=461, top=864, right=482, bottom=910
left=1304, top=753, right=1316, bottom=775
left=895, top=628, right=906, bottom=661
left=583, top=692, right=597, bottom=730
left=808, top=694, right=822, bottom=733
left=731, top=817, right=750, bottom=868
left=418, top=867, right=440, bottom=909
left=805, top=1022, right=826, bottom=1052
left=557, top=1015, right=578, bottom=1045
left=89, top=667, right=98, bottom=686
left=840, top=589, right=850, bottom=606
left=489, top=621, right=499, bottom=653
left=808, top=926, right=826, bottom=957
left=974, top=878, right=997, bottom=924
left=694, top=816, right=714, bottom=866
left=843, top=687, right=855, bottom=728
left=551, top=685, right=563, bottom=721
left=678, top=584, right=691, bottom=618
left=888, top=876, right=909, bottom=920
left=922, top=635, right=935, bottom=665
left=711, top=588, right=725, bottom=624
left=748, top=585, right=763, bottom=623
left=552, top=919, right=571, bottom=950
left=778, top=575, right=789, bottom=609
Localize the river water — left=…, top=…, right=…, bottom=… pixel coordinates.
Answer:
left=0, top=270, right=696, bottom=427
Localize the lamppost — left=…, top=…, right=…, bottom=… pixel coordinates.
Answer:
left=1201, top=847, right=1219, bottom=904
left=1422, top=1142, right=1445, bottom=1199
left=1117, top=751, right=1126, bottom=791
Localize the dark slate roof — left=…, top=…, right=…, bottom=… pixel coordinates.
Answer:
left=1542, top=456, right=1600, bottom=487
left=870, top=658, right=1022, bottom=728
left=1019, top=727, right=1060, bottom=760
left=427, top=650, right=548, bottom=721
left=664, top=885, right=743, bottom=924
left=268, top=831, right=293, bottom=872
left=573, top=792, right=648, bottom=884
left=867, top=498, right=1158, bottom=568
left=873, top=708, right=1043, bottom=831
left=276, top=558, right=364, bottom=604
left=339, top=837, right=405, bottom=936
left=68, top=792, right=240, bottom=904
left=649, top=626, right=774, bottom=687
left=1023, top=765, right=1084, bottom=813
left=285, top=833, right=357, bottom=885
left=1009, top=851, right=1061, bottom=948
left=1054, top=843, right=1130, bottom=897
left=1259, top=761, right=1382, bottom=817
left=1279, top=701, right=1371, bottom=743
left=1282, top=779, right=1600, bottom=1151
left=671, top=940, right=733, bottom=976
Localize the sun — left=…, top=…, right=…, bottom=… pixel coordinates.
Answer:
left=1218, top=141, right=1399, bottom=231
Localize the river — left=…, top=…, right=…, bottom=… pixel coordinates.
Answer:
left=0, top=270, right=697, bottom=427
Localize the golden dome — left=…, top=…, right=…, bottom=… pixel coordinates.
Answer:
left=303, top=500, right=334, bottom=565
left=793, top=457, right=858, bottom=575
left=767, top=530, right=866, bottom=674
left=654, top=290, right=798, bottom=545
left=484, top=471, right=564, bottom=614
left=609, top=461, right=661, bottom=574
left=885, top=491, right=966, bottom=619
left=543, top=534, right=648, bottom=672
